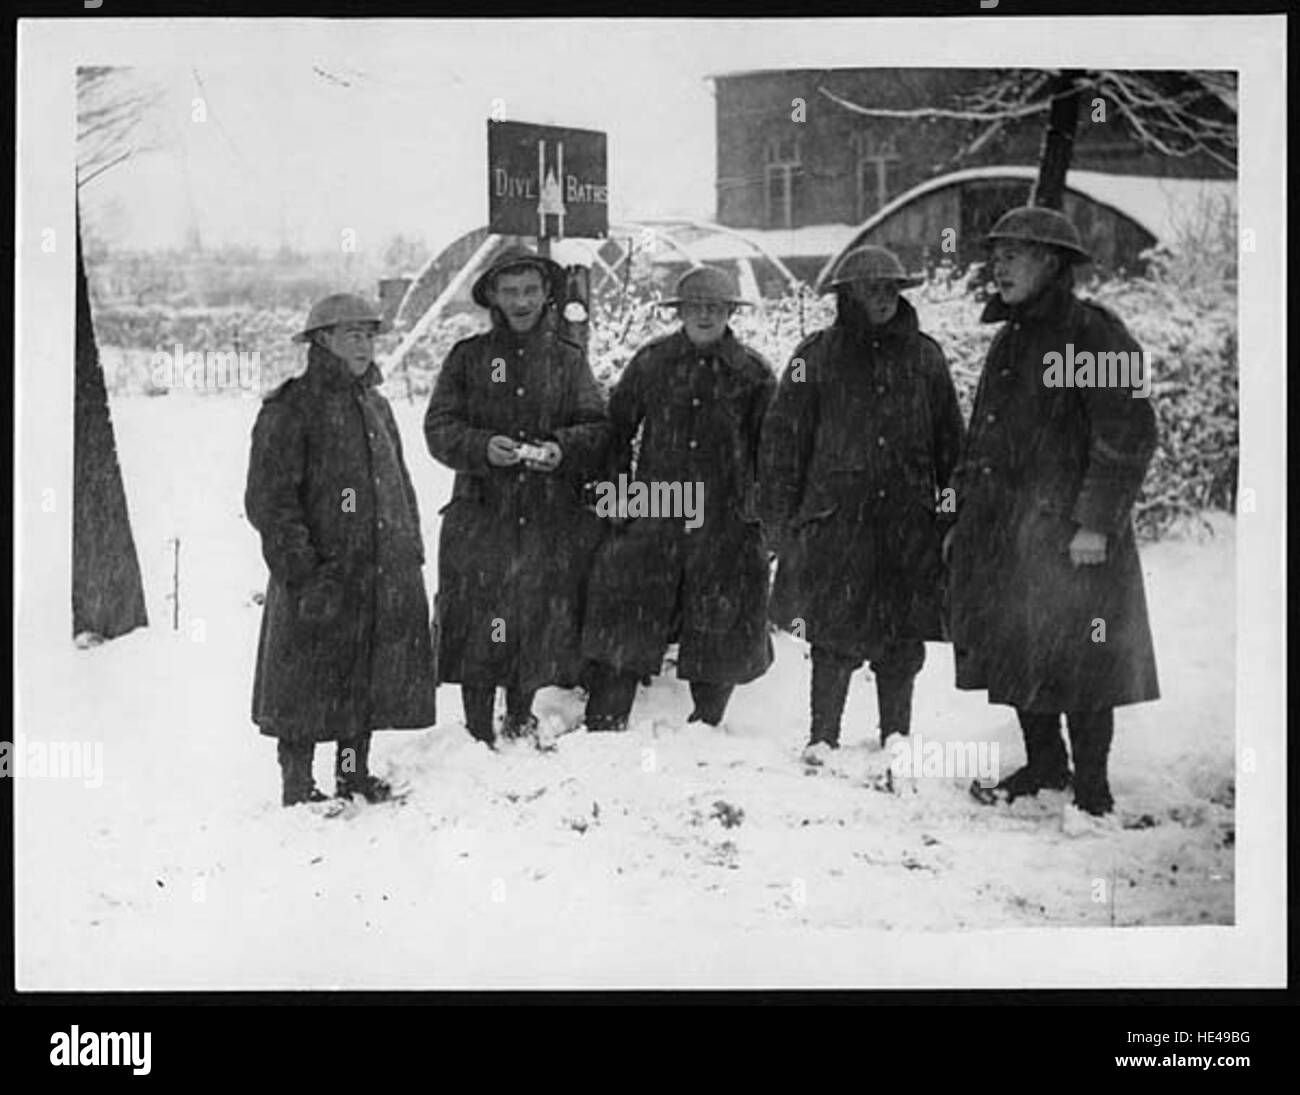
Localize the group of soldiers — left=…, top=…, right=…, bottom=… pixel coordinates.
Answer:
left=245, top=204, right=1159, bottom=829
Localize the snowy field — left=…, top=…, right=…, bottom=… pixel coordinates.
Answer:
left=16, top=391, right=1236, bottom=989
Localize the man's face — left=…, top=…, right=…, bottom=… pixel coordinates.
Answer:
left=848, top=279, right=900, bottom=326
left=678, top=299, right=734, bottom=347
left=319, top=321, right=376, bottom=376
left=992, top=241, right=1059, bottom=306
left=490, top=267, right=547, bottom=332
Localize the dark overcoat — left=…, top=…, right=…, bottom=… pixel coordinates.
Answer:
left=581, top=328, right=776, bottom=683
left=947, top=276, right=1160, bottom=712
left=246, top=345, right=438, bottom=742
left=424, top=315, right=608, bottom=692
left=760, top=297, right=964, bottom=656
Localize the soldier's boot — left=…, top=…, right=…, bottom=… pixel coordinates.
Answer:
left=501, top=687, right=539, bottom=740
left=1067, top=709, right=1116, bottom=816
left=584, top=663, right=639, bottom=733
left=803, top=646, right=857, bottom=765
left=687, top=681, right=734, bottom=727
left=336, top=731, right=393, bottom=803
left=462, top=685, right=497, bottom=747
left=278, top=739, right=327, bottom=807
left=972, top=710, right=1071, bottom=806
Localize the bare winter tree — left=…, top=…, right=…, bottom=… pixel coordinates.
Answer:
left=818, top=68, right=1238, bottom=209
left=71, top=67, right=167, bottom=641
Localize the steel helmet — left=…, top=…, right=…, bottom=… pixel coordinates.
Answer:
left=985, top=206, right=1092, bottom=264
left=660, top=265, right=750, bottom=306
left=471, top=245, right=565, bottom=309
left=292, top=293, right=387, bottom=343
left=823, top=244, right=924, bottom=292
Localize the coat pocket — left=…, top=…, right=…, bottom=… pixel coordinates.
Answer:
left=296, top=561, right=344, bottom=626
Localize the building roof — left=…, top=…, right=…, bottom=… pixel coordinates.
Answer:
left=847, top=165, right=1237, bottom=251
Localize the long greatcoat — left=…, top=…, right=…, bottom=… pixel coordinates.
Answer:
left=947, top=276, right=1160, bottom=712
left=425, top=314, right=608, bottom=692
left=581, top=328, right=776, bottom=683
left=760, top=297, right=964, bottom=656
left=246, top=345, right=438, bottom=743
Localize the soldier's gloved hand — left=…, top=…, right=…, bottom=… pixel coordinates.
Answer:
left=1068, top=526, right=1108, bottom=567
left=487, top=435, right=520, bottom=467
left=524, top=440, right=563, bottom=473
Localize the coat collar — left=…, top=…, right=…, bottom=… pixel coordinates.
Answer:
left=836, top=294, right=920, bottom=343
left=670, top=327, right=751, bottom=372
left=306, top=343, right=383, bottom=391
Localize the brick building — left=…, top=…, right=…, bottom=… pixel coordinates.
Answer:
left=712, top=68, right=1233, bottom=231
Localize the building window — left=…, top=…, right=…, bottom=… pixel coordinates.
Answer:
left=854, top=133, right=900, bottom=221
left=764, top=134, right=801, bottom=229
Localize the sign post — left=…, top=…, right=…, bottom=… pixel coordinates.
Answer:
left=488, top=120, right=607, bottom=347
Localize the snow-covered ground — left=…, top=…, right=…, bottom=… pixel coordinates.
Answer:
left=16, top=392, right=1236, bottom=989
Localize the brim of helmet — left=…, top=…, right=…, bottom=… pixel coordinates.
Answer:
left=471, top=256, right=565, bottom=308
left=821, top=275, right=924, bottom=293
left=983, top=235, right=1092, bottom=263
left=292, top=320, right=388, bottom=343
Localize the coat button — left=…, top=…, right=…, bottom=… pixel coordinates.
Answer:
left=516, top=387, right=525, bottom=396
left=689, top=440, right=698, bottom=449
left=982, top=466, right=993, bottom=475
left=1000, top=369, right=1011, bottom=378
left=518, top=516, right=527, bottom=526
left=877, top=436, right=885, bottom=447
left=518, top=472, right=527, bottom=482
left=692, top=398, right=701, bottom=407
left=876, top=386, right=884, bottom=395
left=877, top=489, right=886, bottom=499
left=986, top=412, right=997, bottom=423
left=1012, top=323, right=1021, bottom=331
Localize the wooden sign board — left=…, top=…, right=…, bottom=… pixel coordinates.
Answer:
left=488, top=119, right=608, bottom=240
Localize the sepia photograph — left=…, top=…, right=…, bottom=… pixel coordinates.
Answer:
left=12, top=13, right=1286, bottom=993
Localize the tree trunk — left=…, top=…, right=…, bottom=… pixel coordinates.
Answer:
left=74, top=209, right=148, bottom=640
left=1031, top=70, right=1084, bottom=210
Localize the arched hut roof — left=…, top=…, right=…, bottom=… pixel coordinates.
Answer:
left=816, top=166, right=1236, bottom=289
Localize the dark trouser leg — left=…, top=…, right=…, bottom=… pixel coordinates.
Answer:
left=810, top=646, right=858, bottom=747
left=1067, top=709, right=1115, bottom=815
left=462, top=684, right=496, bottom=745
left=506, top=687, right=536, bottom=720
left=277, top=739, right=316, bottom=806
left=871, top=640, right=926, bottom=743
left=335, top=731, right=372, bottom=788
left=1016, top=709, right=1071, bottom=785
left=502, top=686, right=538, bottom=738
left=584, top=663, right=640, bottom=731
left=687, top=681, right=734, bottom=726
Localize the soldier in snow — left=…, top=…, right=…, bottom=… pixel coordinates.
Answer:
left=246, top=294, right=437, bottom=807
left=760, top=245, right=964, bottom=768
left=581, top=265, right=776, bottom=732
left=425, top=245, right=608, bottom=748
left=947, top=207, right=1160, bottom=826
